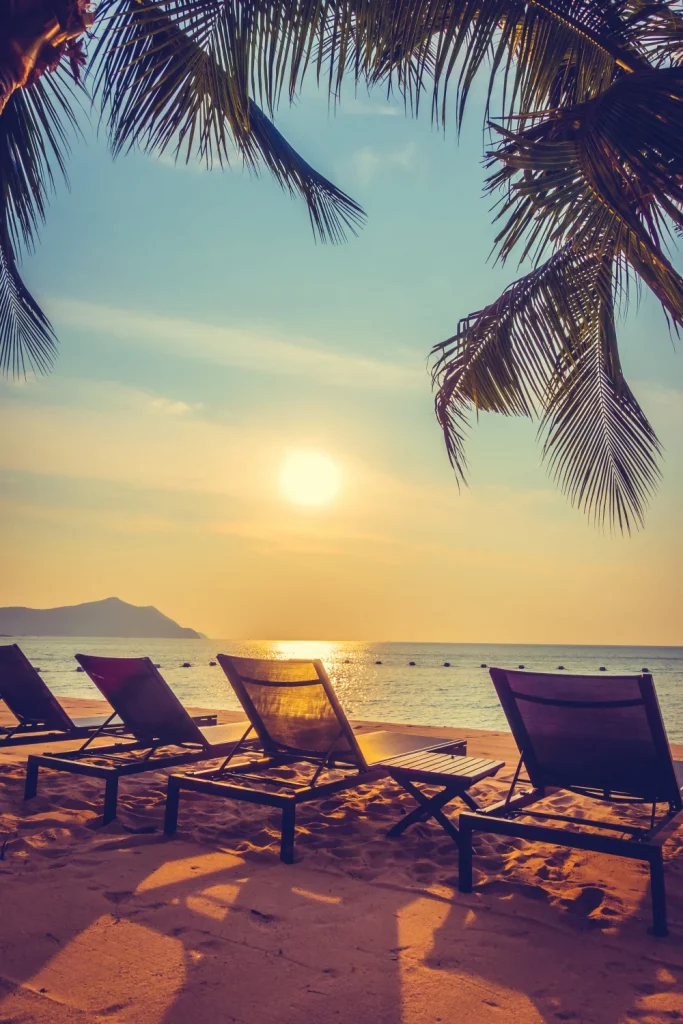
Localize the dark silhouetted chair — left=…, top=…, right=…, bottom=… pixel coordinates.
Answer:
left=164, top=655, right=467, bottom=862
left=458, top=668, right=683, bottom=936
left=24, top=654, right=248, bottom=823
left=0, top=643, right=128, bottom=746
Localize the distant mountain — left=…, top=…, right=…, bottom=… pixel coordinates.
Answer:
left=0, top=597, right=203, bottom=639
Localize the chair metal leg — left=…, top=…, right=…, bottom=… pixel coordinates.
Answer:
left=24, top=757, right=39, bottom=800
left=649, top=848, right=668, bottom=937
left=458, top=816, right=474, bottom=892
left=164, top=778, right=180, bottom=835
left=103, top=776, right=119, bottom=824
left=280, top=804, right=296, bottom=864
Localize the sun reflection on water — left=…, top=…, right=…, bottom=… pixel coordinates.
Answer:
left=272, top=640, right=343, bottom=663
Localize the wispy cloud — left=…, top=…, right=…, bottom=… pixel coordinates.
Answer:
left=46, top=298, right=423, bottom=392
left=350, top=142, right=417, bottom=185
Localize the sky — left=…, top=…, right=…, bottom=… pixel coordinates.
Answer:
left=1, top=76, right=682, bottom=644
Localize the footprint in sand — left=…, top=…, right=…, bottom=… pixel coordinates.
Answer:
left=103, top=890, right=135, bottom=905
left=562, top=886, right=605, bottom=916
left=478, top=879, right=550, bottom=902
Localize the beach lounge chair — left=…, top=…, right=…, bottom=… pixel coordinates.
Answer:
left=23, top=654, right=252, bottom=823
left=457, top=668, right=683, bottom=936
left=0, top=643, right=130, bottom=747
left=164, top=655, right=468, bottom=862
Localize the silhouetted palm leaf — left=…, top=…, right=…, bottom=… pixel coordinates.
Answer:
left=431, top=244, right=661, bottom=531
left=488, top=69, right=683, bottom=275
left=92, top=0, right=365, bottom=242
left=0, top=72, right=79, bottom=375
left=540, top=260, right=660, bottom=531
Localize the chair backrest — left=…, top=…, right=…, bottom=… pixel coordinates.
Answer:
left=75, top=654, right=205, bottom=746
left=0, top=644, right=74, bottom=731
left=216, top=655, right=367, bottom=767
left=490, top=667, right=682, bottom=807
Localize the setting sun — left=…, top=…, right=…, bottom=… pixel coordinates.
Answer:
left=279, top=450, right=341, bottom=507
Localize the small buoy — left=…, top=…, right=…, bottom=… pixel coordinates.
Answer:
left=181, top=662, right=191, bottom=668
left=75, top=666, right=84, bottom=672
left=153, top=663, right=161, bottom=668
left=557, top=665, right=565, bottom=670
left=375, top=660, right=382, bottom=665
left=480, top=663, right=487, bottom=668
left=641, top=667, right=649, bottom=673
left=344, top=659, right=350, bottom=664
left=518, top=664, right=525, bottom=669
left=443, top=662, right=451, bottom=667
left=209, top=661, right=216, bottom=666
left=33, top=667, right=41, bottom=672
left=599, top=666, right=607, bottom=672
left=409, top=661, right=416, bottom=666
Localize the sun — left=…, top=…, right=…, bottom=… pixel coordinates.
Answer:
left=279, top=450, right=341, bottom=507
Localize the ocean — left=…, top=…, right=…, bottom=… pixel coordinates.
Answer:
left=10, top=637, right=683, bottom=743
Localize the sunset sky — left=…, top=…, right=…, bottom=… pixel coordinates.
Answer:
left=1, top=82, right=682, bottom=644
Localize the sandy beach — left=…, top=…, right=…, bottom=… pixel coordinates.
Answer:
left=1, top=696, right=682, bottom=1024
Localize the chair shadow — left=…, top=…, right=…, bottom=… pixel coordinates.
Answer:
left=425, top=845, right=683, bottom=1024
left=2, top=759, right=682, bottom=1024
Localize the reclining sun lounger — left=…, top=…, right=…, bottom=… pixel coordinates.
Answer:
left=164, top=655, right=469, bottom=862
left=0, top=643, right=130, bottom=747
left=24, top=654, right=251, bottom=823
left=458, top=668, right=683, bottom=936
left=0, top=643, right=217, bottom=749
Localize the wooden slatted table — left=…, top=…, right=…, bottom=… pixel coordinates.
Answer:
left=381, top=750, right=505, bottom=846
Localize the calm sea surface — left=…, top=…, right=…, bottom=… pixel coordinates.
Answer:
left=10, top=638, right=683, bottom=743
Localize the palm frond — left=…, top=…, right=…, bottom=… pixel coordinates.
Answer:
left=540, top=261, right=660, bottom=531
left=91, top=0, right=364, bottom=242
left=0, top=224, right=56, bottom=376
left=431, top=244, right=607, bottom=479
left=487, top=67, right=683, bottom=324
left=320, top=0, right=643, bottom=127
left=431, top=244, right=659, bottom=528
left=0, top=72, right=79, bottom=376
left=1, top=71, right=79, bottom=252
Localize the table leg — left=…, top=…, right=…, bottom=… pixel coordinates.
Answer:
left=388, top=777, right=465, bottom=845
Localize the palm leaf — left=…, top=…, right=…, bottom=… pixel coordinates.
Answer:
left=540, top=261, right=660, bottom=531
left=432, top=244, right=608, bottom=477
left=92, top=0, right=364, bottom=242
left=431, top=244, right=660, bottom=528
left=487, top=67, right=683, bottom=325
left=0, top=72, right=79, bottom=376
left=0, top=225, right=56, bottom=377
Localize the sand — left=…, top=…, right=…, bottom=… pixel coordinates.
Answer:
left=0, top=696, right=682, bottom=1023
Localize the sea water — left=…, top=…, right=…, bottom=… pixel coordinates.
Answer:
left=10, top=638, right=683, bottom=743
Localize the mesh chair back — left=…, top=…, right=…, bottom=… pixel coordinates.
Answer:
left=491, top=668, right=681, bottom=807
left=0, top=644, right=74, bottom=731
left=217, top=655, right=366, bottom=767
left=76, top=654, right=204, bottom=746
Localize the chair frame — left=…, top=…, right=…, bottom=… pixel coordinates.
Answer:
left=0, top=643, right=133, bottom=747
left=22, top=653, right=243, bottom=823
left=458, top=669, right=683, bottom=937
left=164, top=655, right=468, bottom=861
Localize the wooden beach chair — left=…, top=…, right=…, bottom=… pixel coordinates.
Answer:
left=23, top=654, right=250, bottom=823
left=457, top=668, right=683, bottom=936
left=164, top=655, right=468, bottom=862
left=0, top=643, right=129, bottom=747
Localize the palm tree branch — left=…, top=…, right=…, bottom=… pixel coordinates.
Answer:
left=91, top=0, right=364, bottom=242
